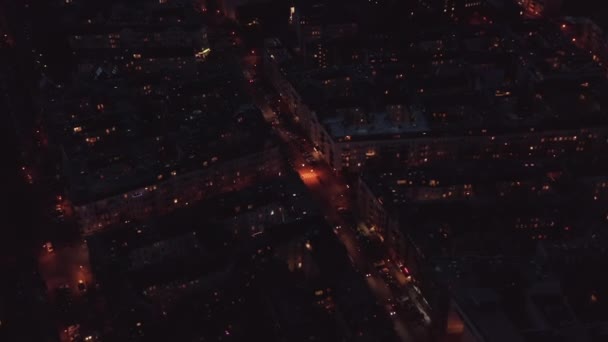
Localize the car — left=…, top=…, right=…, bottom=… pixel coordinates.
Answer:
left=365, top=273, right=372, bottom=278
left=385, top=303, right=398, bottom=316
left=77, top=280, right=87, bottom=292
left=373, top=260, right=386, bottom=268
left=397, top=295, right=411, bottom=305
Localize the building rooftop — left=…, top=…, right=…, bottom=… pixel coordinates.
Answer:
left=46, top=53, right=272, bottom=204
left=87, top=173, right=315, bottom=272
left=267, top=20, right=608, bottom=142
left=57, top=0, right=204, bottom=30
left=361, top=148, right=608, bottom=258
left=86, top=179, right=390, bottom=341
left=323, top=106, right=429, bottom=139
left=434, top=257, right=586, bottom=342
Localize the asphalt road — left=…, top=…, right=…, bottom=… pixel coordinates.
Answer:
left=241, top=55, right=431, bottom=341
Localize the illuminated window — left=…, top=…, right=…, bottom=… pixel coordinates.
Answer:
left=85, top=137, right=98, bottom=144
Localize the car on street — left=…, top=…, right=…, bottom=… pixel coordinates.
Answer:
left=373, top=260, right=386, bottom=268
left=397, top=295, right=411, bottom=306
left=43, top=242, right=54, bottom=253
left=78, top=280, right=87, bottom=292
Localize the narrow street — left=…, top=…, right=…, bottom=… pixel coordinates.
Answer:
left=240, top=51, right=430, bottom=342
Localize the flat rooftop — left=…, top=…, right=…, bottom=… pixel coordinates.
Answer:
left=45, top=50, right=271, bottom=204
left=273, top=21, right=608, bottom=141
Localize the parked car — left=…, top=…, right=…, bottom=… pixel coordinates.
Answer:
left=77, top=280, right=87, bottom=292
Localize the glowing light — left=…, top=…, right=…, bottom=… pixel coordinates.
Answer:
left=195, top=48, right=211, bottom=59
left=591, top=293, right=598, bottom=303
left=289, top=6, right=295, bottom=24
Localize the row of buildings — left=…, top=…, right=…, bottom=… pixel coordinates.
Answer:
left=34, top=0, right=404, bottom=340
left=30, top=0, right=608, bottom=340
left=85, top=172, right=399, bottom=341
left=265, top=6, right=608, bottom=172
left=262, top=1, right=608, bottom=341
left=43, top=0, right=284, bottom=235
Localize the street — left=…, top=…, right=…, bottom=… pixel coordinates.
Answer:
left=241, top=51, right=431, bottom=341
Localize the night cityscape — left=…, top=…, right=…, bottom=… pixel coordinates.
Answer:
left=2, top=0, right=608, bottom=341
